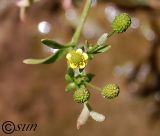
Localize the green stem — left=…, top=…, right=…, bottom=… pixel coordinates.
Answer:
left=107, top=31, right=115, bottom=38
left=84, top=101, right=92, bottom=111
left=85, top=82, right=101, bottom=92
left=71, top=0, right=92, bottom=45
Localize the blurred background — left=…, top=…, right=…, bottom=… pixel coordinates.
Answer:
left=0, top=0, right=160, bottom=136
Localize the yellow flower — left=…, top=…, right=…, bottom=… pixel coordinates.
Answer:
left=66, top=49, right=88, bottom=69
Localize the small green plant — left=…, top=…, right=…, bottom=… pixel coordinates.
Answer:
left=23, top=0, right=131, bottom=129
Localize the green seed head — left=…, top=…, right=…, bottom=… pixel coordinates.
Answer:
left=101, top=84, right=120, bottom=99
left=112, top=13, right=131, bottom=33
left=73, top=87, right=90, bottom=103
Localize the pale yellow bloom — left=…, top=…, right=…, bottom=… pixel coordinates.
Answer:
left=66, top=49, right=88, bottom=69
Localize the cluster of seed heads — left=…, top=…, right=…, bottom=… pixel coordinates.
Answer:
left=72, top=13, right=131, bottom=103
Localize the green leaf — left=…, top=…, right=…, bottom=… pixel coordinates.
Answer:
left=67, top=68, right=74, bottom=77
left=65, top=74, right=72, bottom=82
left=88, top=54, right=94, bottom=60
left=23, top=49, right=67, bottom=64
left=87, top=45, right=96, bottom=53
left=65, top=68, right=74, bottom=82
left=65, top=82, right=76, bottom=92
left=79, top=68, right=84, bottom=73
left=41, top=39, right=72, bottom=49
left=95, top=45, right=111, bottom=53
left=88, top=45, right=111, bottom=54
left=86, top=73, right=95, bottom=82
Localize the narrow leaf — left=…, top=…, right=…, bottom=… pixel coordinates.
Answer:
left=41, top=39, right=71, bottom=49
left=87, top=45, right=98, bottom=53
left=95, top=45, right=111, bottom=53
left=88, top=45, right=111, bottom=54
left=23, top=49, right=66, bottom=64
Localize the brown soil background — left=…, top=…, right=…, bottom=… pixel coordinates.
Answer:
left=0, top=0, right=160, bottom=136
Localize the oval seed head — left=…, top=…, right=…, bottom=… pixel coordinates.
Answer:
left=101, top=84, right=120, bottom=99
left=112, top=13, right=131, bottom=33
left=73, top=88, right=90, bottom=103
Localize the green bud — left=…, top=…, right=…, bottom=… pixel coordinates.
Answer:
left=101, top=84, right=120, bottom=99
left=97, top=33, right=108, bottom=46
left=65, top=82, right=76, bottom=92
left=112, top=13, right=131, bottom=33
left=73, top=87, right=90, bottom=103
left=65, top=74, right=73, bottom=82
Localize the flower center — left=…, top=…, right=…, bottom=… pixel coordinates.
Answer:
left=70, top=51, right=84, bottom=65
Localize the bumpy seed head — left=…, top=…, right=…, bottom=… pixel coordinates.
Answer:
left=73, top=88, right=90, bottom=103
left=66, top=49, right=88, bottom=69
left=101, top=84, right=120, bottom=99
left=112, top=13, right=131, bottom=33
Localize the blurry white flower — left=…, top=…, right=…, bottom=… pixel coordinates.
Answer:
left=62, top=0, right=72, bottom=10
left=38, top=21, right=51, bottom=34
left=16, top=0, right=30, bottom=8
left=16, top=0, right=40, bottom=21
left=16, top=0, right=40, bottom=8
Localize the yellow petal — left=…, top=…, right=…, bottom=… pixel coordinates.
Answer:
left=66, top=53, right=71, bottom=60
left=76, top=49, right=83, bottom=54
left=83, top=53, right=88, bottom=60
left=79, top=62, right=86, bottom=69
left=70, top=63, right=77, bottom=69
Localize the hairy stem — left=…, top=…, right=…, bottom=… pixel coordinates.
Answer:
left=71, top=0, right=92, bottom=45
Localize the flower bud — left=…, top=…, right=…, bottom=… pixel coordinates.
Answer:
left=77, top=104, right=90, bottom=129
left=101, top=84, right=120, bottom=99
left=65, top=75, right=71, bottom=81
left=90, top=111, right=105, bottom=122
left=97, top=33, right=108, bottom=46
left=73, top=87, right=90, bottom=103
left=65, top=82, right=76, bottom=92
left=112, top=13, right=131, bottom=33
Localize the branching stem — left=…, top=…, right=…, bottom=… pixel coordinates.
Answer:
left=85, top=82, right=101, bottom=92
